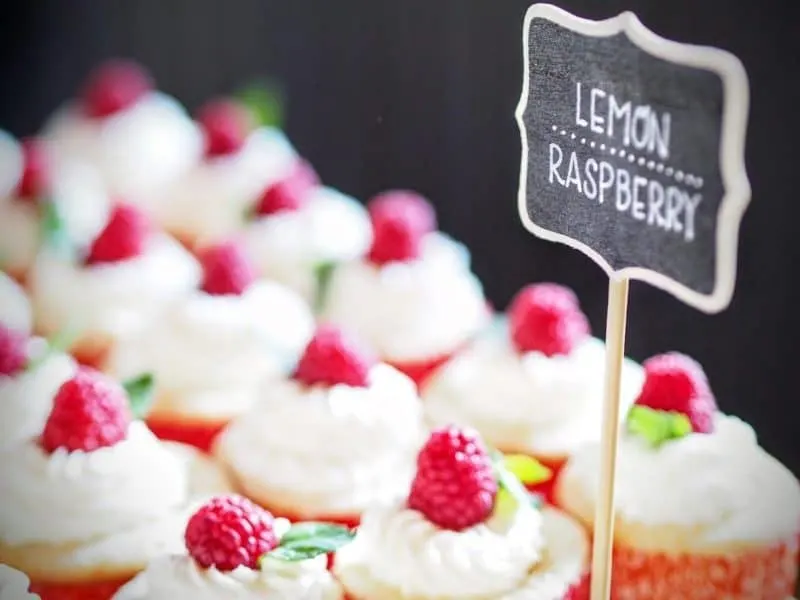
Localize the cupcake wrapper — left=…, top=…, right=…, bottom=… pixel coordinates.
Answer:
left=145, top=417, right=226, bottom=453
left=609, top=537, right=799, bottom=600
left=30, top=577, right=131, bottom=600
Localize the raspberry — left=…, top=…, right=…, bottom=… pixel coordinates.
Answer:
left=253, top=161, right=319, bottom=217
left=82, top=60, right=153, bottom=119
left=198, top=241, right=257, bottom=296
left=408, top=426, right=498, bottom=531
left=197, top=100, right=251, bottom=158
left=635, top=353, right=717, bottom=433
left=293, top=324, right=375, bottom=388
left=40, top=367, right=132, bottom=453
left=508, top=283, right=590, bottom=357
left=85, top=203, right=151, bottom=265
left=0, top=324, right=28, bottom=376
left=185, top=495, right=278, bottom=571
left=15, top=138, right=50, bottom=201
left=366, top=191, right=437, bottom=265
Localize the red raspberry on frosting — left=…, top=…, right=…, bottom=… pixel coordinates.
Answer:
left=40, top=367, right=132, bottom=453
left=198, top=240, right=257, bottom=296
left=82, top=60, right=153, bottom=119
left=407, top=425, right=498, bottom=531
left=366, top=190, right=437, bottom=265
left=293, top=324, right=376, bottom=388
left=253, top=161, right=319, bottom=217
left=85, top=203, right=151, bottom=266
left=15, top=138, right=50, bottom=201
left=185, top=495, right=278, bottom=572
left=635, top=352, right=717, bottom=433
left=508, top=283, right=590, bottom=357
left=0, top=325, right=28, bottom=377
left=197, top=99, right=252, bottom=158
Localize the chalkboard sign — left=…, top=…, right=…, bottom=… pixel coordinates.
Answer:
left=515, top=4, right=750, bottom=313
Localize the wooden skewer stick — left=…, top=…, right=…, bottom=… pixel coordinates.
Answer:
left=589, top=276, right=630, bottom=600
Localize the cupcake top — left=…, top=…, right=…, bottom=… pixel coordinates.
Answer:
left=30, top=202, right=201, bottom=342
left=424, top=283, right=644, bottom=458
left=0, top=565, right=39, bottom=600
left=42, top=60, right=202, bottom=204
left=240, top=162, right=372, bottom=304
left=558, top=353, right=800, bottom=551
left=114, top=495, right=349, bottom=600
left=152, top=99, right=298, bottom=245
left=0, top=271, right=32, bottom=334
left=106, top=241, right=315, bottom=419
left=320, top=191, right=490, bottom=362
left=333, top=426, right=588, bottom=599
left=215, top=325, right=427, bottom=519
left=0, top=368, right=231, bottom=578
left=0, top=326, right=78, bottom=448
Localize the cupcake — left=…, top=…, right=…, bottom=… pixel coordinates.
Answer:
left=0, top=565, right=40, bottom=599
left=556, top=353, right=800, bottom=600
left=320, top=191, right=490, bottom=387
left=215, top=325, right=427, bottom=527
left=113, top=495, right=350, bottom=599
left=42, top=60, right=202, bottom=213
left=424, top=283, right=645, bottom=501
left=239, top=161, right=371, bottom=306
left=152, top=98, right=298, bottom=248
left=105, top=240, right=315, bottom=452
left=0, top=135, right=111, bottom=282
left=29, top=201, right=201, bottom=367
left=0, top=270, right=32, bottom=334
left=333, top=425, right=590, bottom=599
left=0, top=367, right=233, bottom=600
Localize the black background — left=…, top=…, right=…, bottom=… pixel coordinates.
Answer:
left=1, top=0, right=798, bottom=474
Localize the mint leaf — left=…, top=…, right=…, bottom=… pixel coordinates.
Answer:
left=262, top=522, right=355, bottom=563
left=236, top=81, right=285, bottom=129
left=626, top=405, right=693, bottom=448
left=40, top=200, right=72, bottom=257
left=25, top=327, right=78, bottom=372
left=503, top=454, right=552, bottom=487
left=313, top=261, right=336, bottom=313
left=122, top=373, right=155, bottom=419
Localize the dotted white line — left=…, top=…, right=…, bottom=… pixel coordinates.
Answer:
left=547, top=124, right=704, bottom=189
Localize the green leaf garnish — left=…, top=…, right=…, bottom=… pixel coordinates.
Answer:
left=39, top=199, right=72, bottom=258
left=626, top=405, right=692, bottom=448
left=25, top=326, right=78, bottom=372
left=260, top=522, right=355, bottom=563
left=236, top=80, right=285, bottom=129
left=122, top=373, right=156, bottom=419
left=313, top=261, right=336, bottom=313
left=503, top=454, right=552, bottom=487
left=490, top=450, right=541, bottom=518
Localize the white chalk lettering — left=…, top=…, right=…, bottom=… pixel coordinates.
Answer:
left=584, top=158, right=598, bottom=200
left=647, top=180, right=667, bottom=228
left=575, top=82, right=588, bottom=127
left=631, top=176, right=648, bottom=220
left=549, top=143, right=565, bottom=185
left=589, top=88, right=606, bottom=134
left=616, top=168, right=631, bottom=211
left=598, top=161, right=614, bottom=205
left=683, top=194, right=702, bottom=241
left=565, top=152, right=582, bottom=192
left=608, top=96, right=631, bottom=146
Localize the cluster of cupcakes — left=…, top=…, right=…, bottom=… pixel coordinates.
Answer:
left=1, top=59, right=798, bottom=600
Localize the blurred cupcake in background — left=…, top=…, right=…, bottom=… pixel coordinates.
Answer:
left=319, top=191, right=491, bottom=387
left=556, top=353, right=800, bottom=600
left=239, top=160, right=372, bottom=306
left=152, top=98, right=298, bottom=248
left=105, top=240, right=315, bottom=452
left=215, top=325, right=427, bottom=527
left=424, top=283, right=644, bottom=502
left=0, top=367, right=233, bottom=600
left=113, top=495, right=349, bottom=600
left=0, top=270, right=32, bottom=334
left=29, top=202, right=200, bottom=368
left=41, top=60, right=202, bottom=215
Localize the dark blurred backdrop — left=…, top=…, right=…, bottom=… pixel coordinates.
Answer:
left=1, top=0, right=798, bottom=473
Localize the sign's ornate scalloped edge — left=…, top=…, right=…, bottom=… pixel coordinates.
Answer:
left=515, top=3, right=751, bottom=314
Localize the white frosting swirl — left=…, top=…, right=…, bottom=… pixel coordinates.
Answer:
left=0, top=271, right=31, bottom=333
left=0, top=339, right=77, bottom=447
left=346, top=500, right=545, bottom=598
left=240, top=186, right=372, bottom=303
left=43, top=92, right=202, bottom=205
left=216, top=364, right=425, bottom=517
left=425, top=332, right=645, bottom=457
left=562, top=413, right=800, bottom=545
left=107, top=281, right=315, bottom=420
left=0, top=421, right=188, bottom=545
left=321, top=233, right=490, bottom=362
left=30, top=234, right=201, bottom=343
left=0, top=565, right=38, bottom=600
left=154, top=127, right=298, bottom=244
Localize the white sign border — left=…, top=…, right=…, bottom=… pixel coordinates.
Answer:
left=515, top=3, right=751, bottom=314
